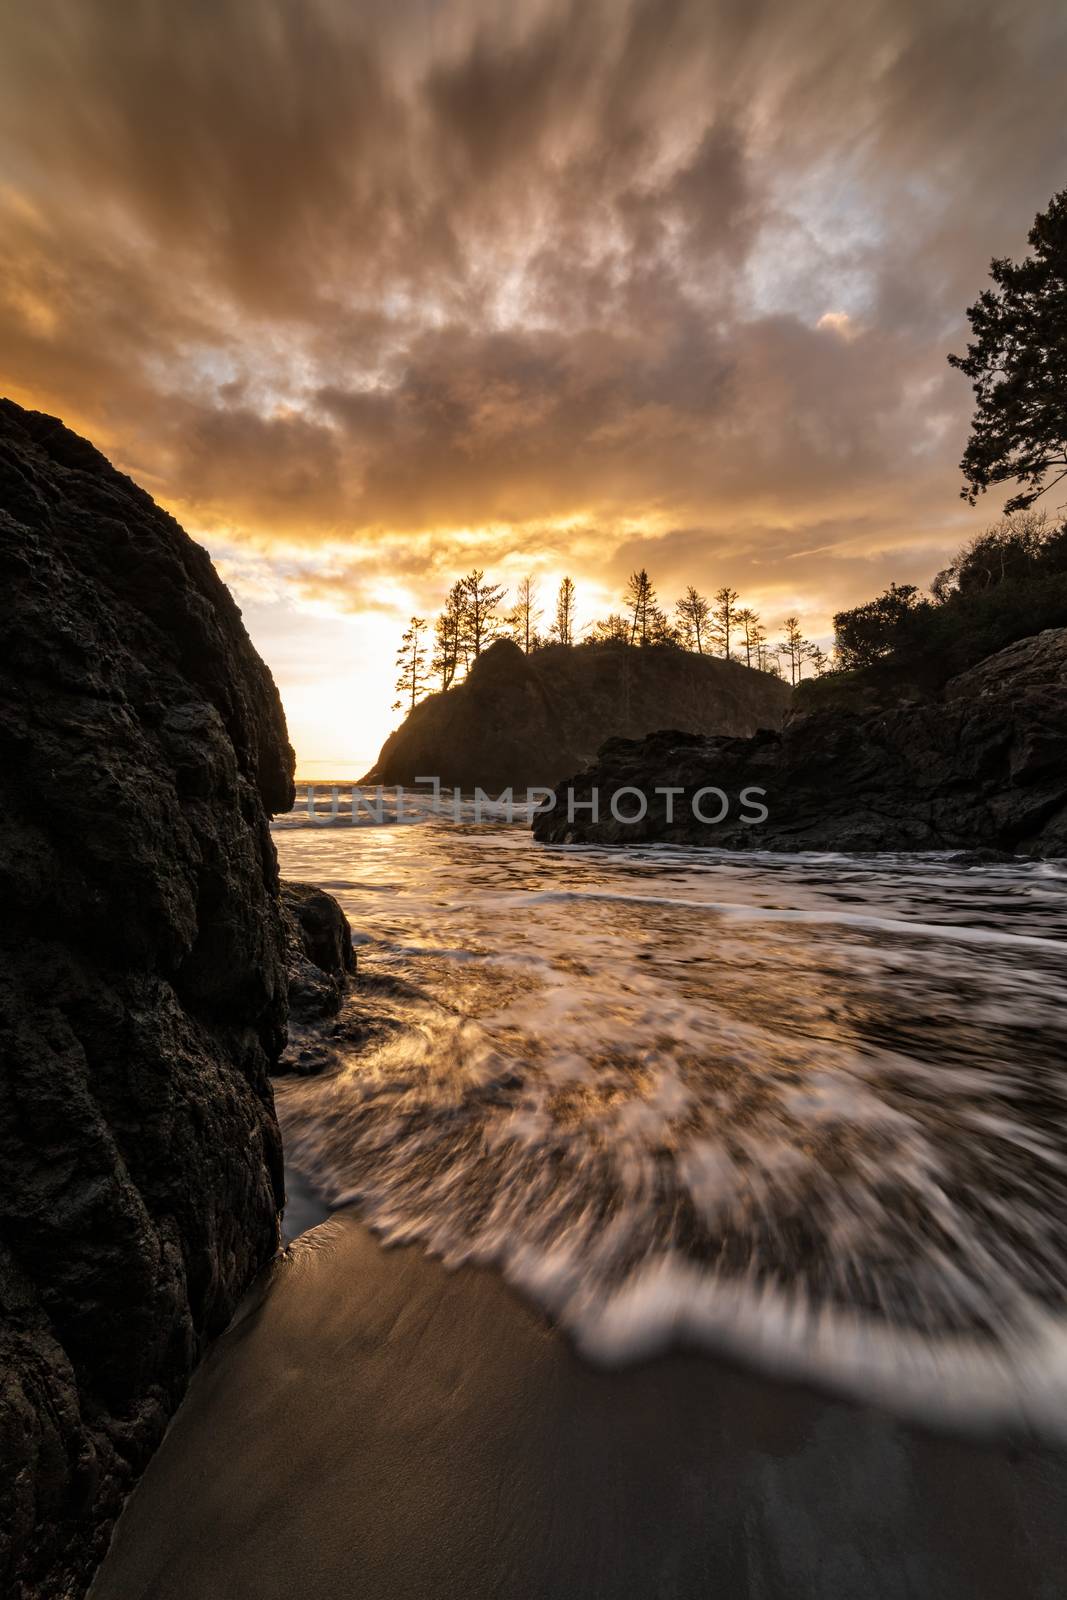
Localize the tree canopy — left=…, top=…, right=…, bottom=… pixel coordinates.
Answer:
left=949, top=188, right=1067, bottom=511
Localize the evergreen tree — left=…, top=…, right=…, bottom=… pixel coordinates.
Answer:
left=510, top=576, right=542, bottom=652
left=591, top=613, right=631, bottom=642
left=553, top=576, right=576, bottom=644
left=459, top=569, right=506, bottom=659
left=777, top=615, right=809, bottom=686
left=625, top=568, right=656, bottom=645
left=393, top=616, right=431, bottom=713
left=949, top=188, right=1067, bottom=511
left=712, top=586, right=740, bottom=658
left=737, top=607, right=763, bottom=668
left=675, top=586, right=712, bottom=653
left=432, top=582, right=466, bottom=691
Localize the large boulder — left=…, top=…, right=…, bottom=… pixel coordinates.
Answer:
left=532, top=629, right=1067, bottom=856
left=363, top=635, right=792, bottom=792
left=0, top=400, right=295, bottom=1597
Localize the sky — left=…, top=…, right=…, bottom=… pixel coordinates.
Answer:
left=1, top=0, right=1065, bottom=773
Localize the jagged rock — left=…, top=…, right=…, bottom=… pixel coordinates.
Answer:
left=532, top=629, right=1067, bottom=856
left=363, top=635, right=792, bottom=792
left=0, top=400, right=295, bottom=1597
left=280, top=881, right=356, bottom=1024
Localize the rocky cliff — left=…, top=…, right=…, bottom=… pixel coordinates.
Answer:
left=532, top=629, right=1067, bottom=856
left=0, top=400, right=296, bottom=1596
left=364, top=636, right=793, bottom=792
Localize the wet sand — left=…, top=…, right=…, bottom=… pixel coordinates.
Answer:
left=92, top=1213, right=1067, bottom=1600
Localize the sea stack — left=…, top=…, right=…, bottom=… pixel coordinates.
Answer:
left=0, top=400, right=295, bottom=1597
left=363, top=634, right=793, bottom=792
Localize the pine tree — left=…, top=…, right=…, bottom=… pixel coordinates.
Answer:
left=777, top=615, right=810, bottom=686
left=393, top=616, right=431, bottom=713
left=675, top=586, right=712, bottom=653
left=459, top=569, right=506, bottom=659
left=510, top=576, right=541, bottom=653
left=591, top=613, right=631, bottom=642
left=625, top=568, right=656, bottom=646
left=712, top=586, right=740, bottom=659
left=553, top=576, right=576, bottom=645
left=432, top=582, right=466, bottom=691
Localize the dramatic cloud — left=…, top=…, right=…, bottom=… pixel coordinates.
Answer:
left=1, top=0, right=1064, bottom=761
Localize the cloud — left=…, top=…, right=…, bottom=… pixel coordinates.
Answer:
left=1, top=0, right=1064, bottom=650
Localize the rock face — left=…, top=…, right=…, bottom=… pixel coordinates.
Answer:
left=281, top=880, right=356, bottom=1022
left=532, top=629, right=1067, bottom=856
left=0, top=400, right=295, bottom=1597
left=363, top=636, right=792, bottom=792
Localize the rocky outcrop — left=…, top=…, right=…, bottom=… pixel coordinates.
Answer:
left=363, top=636, right=792, bottom=792
left=281, top=881, right=356, bottom=1022
left=0, top=400, right=295, bottom=1597
left=532, top=629, right=1067, bottom=856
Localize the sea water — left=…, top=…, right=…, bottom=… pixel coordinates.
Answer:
left=272, top=788, right=1067, bottom=1432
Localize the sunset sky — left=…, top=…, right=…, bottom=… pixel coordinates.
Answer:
left=2, top=0, right=1065, bottom=772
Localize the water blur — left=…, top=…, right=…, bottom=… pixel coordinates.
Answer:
left=272, top=787, right=1067, bottom=1430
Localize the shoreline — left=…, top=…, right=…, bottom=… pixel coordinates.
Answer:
left=92, top=1210, right=1067, bottom=1600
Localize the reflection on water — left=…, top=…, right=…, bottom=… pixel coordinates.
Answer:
left=273, top=791, right=1067, bottom=1429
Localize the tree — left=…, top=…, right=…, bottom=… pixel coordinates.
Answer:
left=553, top=576, right=576, bottom=645
left=459, top=569, right=506, bottom=659
left=510, top=576, right=542, bottom=653
left=432, top=582, right=466, bottom=691
left=646, top=606, right=680, bottom=647
left=590, top=613, right=631, bottom=643
left=931, top=511, right=1059, bottom=600
left=675, top=586, right=711, bottom=653
left=805, top=642, right=830, bottom=676
left=712, top=586, right=740, bottom=658
left=737, top=607, right=764, bottom=668
left=833, top=583, right=929, bottom=670
left=948, top=188, right=1067, bottom=511
left=394, top=616, right=431, bottom=713
left=777, top=615, right=809, bottom=686
left=625, top=568, right=656, bottom=645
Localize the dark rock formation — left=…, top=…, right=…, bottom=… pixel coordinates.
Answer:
left=363, top=636, right=792, bottom=792
left=532, top=629, right=1067, bottom=856
left=280, top=880, right=356, bottom=1023
left=0, top=399, right=295, bottom=1597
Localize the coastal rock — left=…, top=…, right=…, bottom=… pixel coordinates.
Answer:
left=532, top=629, right=1067, bottom=856
left=0, top=400, right=295, bottom=1597
left=363, top=635, right=792, bottom=792
left=280, top=881, right=356, bottom=1023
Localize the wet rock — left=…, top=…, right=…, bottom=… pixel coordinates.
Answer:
left=280, top=881, right=355, bottom=1023
left=532, top=630, right=1067, bottom=857
left=0, top=400, right=295, bottom=1597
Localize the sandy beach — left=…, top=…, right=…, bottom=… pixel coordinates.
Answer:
left=91, top=1213, right=1067, bottom=1600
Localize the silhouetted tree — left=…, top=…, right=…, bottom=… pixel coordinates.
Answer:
left=459, top=569, right=506, bottom=659
left=949, top=188, right=1067, bottom=511
left=805, top=642, right=830, bottom=676
left=553, top=576, right=576, bottom=644
left=646, top=606, right=680, bottom=647
left=510, top=575, right=542, bottom=652
left=675, top=586, right=712, bottom=653
left=931, top=511, right=1064, bottom=599
left=833, top=583, right=929, bottom=670
left=712, top=586, right=740, bottom=658
left=432, top=582, right=466, bottom=691
left=591, top=613, right=631, bottom=643
left=737, top=607, right=765, bottom=668
left=777, top=615, right=809, bottom=686
left=394, top=616, right=431, bottom=713
left=625, top=568, right=656, bottom=645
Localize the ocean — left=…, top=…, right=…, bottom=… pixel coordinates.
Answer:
left=272, top=787, right=1067, bottom=1435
